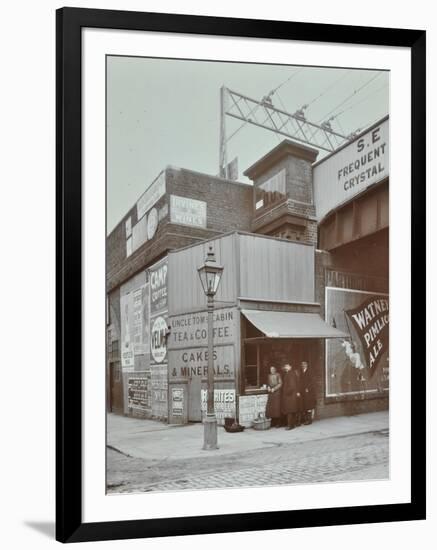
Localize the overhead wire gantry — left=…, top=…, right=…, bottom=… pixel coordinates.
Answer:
left=218, top=85, right=352, bottom=178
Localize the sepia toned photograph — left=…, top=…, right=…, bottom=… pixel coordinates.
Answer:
left=105, top=56, right=390, bottom=495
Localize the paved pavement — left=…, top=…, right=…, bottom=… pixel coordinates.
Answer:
left=107, top=410, right=388, bottom=460
left=106, top=411, right=389, bottom=493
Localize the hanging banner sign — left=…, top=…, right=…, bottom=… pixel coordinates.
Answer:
left=345, top=295, right=389, bottom=374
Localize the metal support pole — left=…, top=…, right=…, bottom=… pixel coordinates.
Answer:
left=203, top=294, right=218, bottom=450
left=219, top=86, right=227, bottom=178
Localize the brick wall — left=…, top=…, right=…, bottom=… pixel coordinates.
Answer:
left=253, top=155, right=315, bottom=205
left=107, top=167, right=253, bottom=292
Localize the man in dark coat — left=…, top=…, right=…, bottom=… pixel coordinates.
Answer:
left=280, top=363, right=302, bottom=430
left=300, top=361, right=316, bottom=425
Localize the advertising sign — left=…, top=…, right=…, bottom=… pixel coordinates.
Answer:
left=325, top=287, right=389, bottom=397
left=345, top=295, right=389, bottom=373
left=137, top=171, right=166, bottom=221
left=314, top=118, right=389, bottom=220
left=170, top=195, right=207, bottom=228
left=120, top=284, right=149, bottom=360
left=151, top=363, right=168, bottom=418
left=149, top=257, right=168, bottom=315
left=120, top=293, right=134, bottom=371
left=131, top=288, right=144, bottom=355
left=168, top=308, right=236, bottom=348
left=238, top=394, right=268, bottom=427
left=132, top=214, right=148, bottom=252
left=171, top=388, right=184, bottom=417
left=201, top=389, right=236, bottom=424
left=128, top=375, right=149, bottom=411
left=169, top=346, right=235, bottom=379
left=151, top=316, right=168, bottom=364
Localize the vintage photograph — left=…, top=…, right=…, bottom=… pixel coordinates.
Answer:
left=105, top=56, right=389, bottom=494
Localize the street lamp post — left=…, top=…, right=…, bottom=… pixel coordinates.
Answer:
left=197, top=245, right=224, bottom=450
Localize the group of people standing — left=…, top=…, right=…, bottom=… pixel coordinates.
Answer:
left=265, top=361, right=316, bottom=430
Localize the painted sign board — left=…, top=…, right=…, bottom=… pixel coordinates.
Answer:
left=201, top=389, right=236, bottom=424
left=238, top=394, right=268, bottom=427
left=132, top=214, right=148, bottom=252
left=325, top=287, right=389, bottom=397
left=151, top=363, right=168, bottom=418
left=169, top=346, right=235, bottom=379
left=137, top=172, right=166, bottom=221
left=127, top=375, right=149, bottom=411
left=168, top=308, right=236, bottom=349
left=149, top=257, right=168, bottom=315
left=171, top=388, right=184, bottom=417
left=314, top=118, right=389, bottom=221
left=170, top=195, right=207, bottom=228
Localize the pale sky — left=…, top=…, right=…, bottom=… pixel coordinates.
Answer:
left=107, top=56, right=389, bottom=233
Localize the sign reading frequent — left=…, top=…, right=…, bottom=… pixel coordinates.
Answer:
left=313, top=118, right=389, bottom=220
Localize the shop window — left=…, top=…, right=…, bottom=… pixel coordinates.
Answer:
left=244, top=343, right=259, bottom=388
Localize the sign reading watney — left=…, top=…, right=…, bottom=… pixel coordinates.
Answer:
left=345, top=295, right=389, bottom=373
left=313, top=118, right=389, bottom=220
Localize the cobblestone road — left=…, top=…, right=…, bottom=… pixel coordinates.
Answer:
left=107, top=430, right=389, bottom=494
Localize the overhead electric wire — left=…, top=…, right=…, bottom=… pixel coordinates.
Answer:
left=302, top=70, right=352, bottom=110
left=317, top=72, right=383, bottom=123
left=268, top=67, right=304, bottom=96
left=332, top=83, right=388, bottom=120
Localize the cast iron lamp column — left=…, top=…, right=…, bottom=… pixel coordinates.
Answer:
left=197, top=245, right=224, bottom=450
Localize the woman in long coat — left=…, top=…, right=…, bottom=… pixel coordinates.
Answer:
left=265, top=366, right=282, bottom=427
left=280, top=364, right=302, bottom=430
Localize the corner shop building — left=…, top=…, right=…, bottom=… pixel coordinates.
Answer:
left=107, top=117, right=389, bottom=425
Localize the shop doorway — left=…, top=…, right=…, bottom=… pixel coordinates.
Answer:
left=187, top=375, right=202, bottom=421
left=243, top=339, right=318, bottom=392
left=109, top=360, right=124, bottom=414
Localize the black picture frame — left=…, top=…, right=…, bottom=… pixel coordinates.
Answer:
left=56, top=7, right=426, bottom=543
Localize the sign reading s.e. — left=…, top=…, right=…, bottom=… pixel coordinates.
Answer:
left=314, top=118, right=389, bottom=220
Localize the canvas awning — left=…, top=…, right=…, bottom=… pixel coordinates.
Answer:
left=241, top=309, right=349, bottom=339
